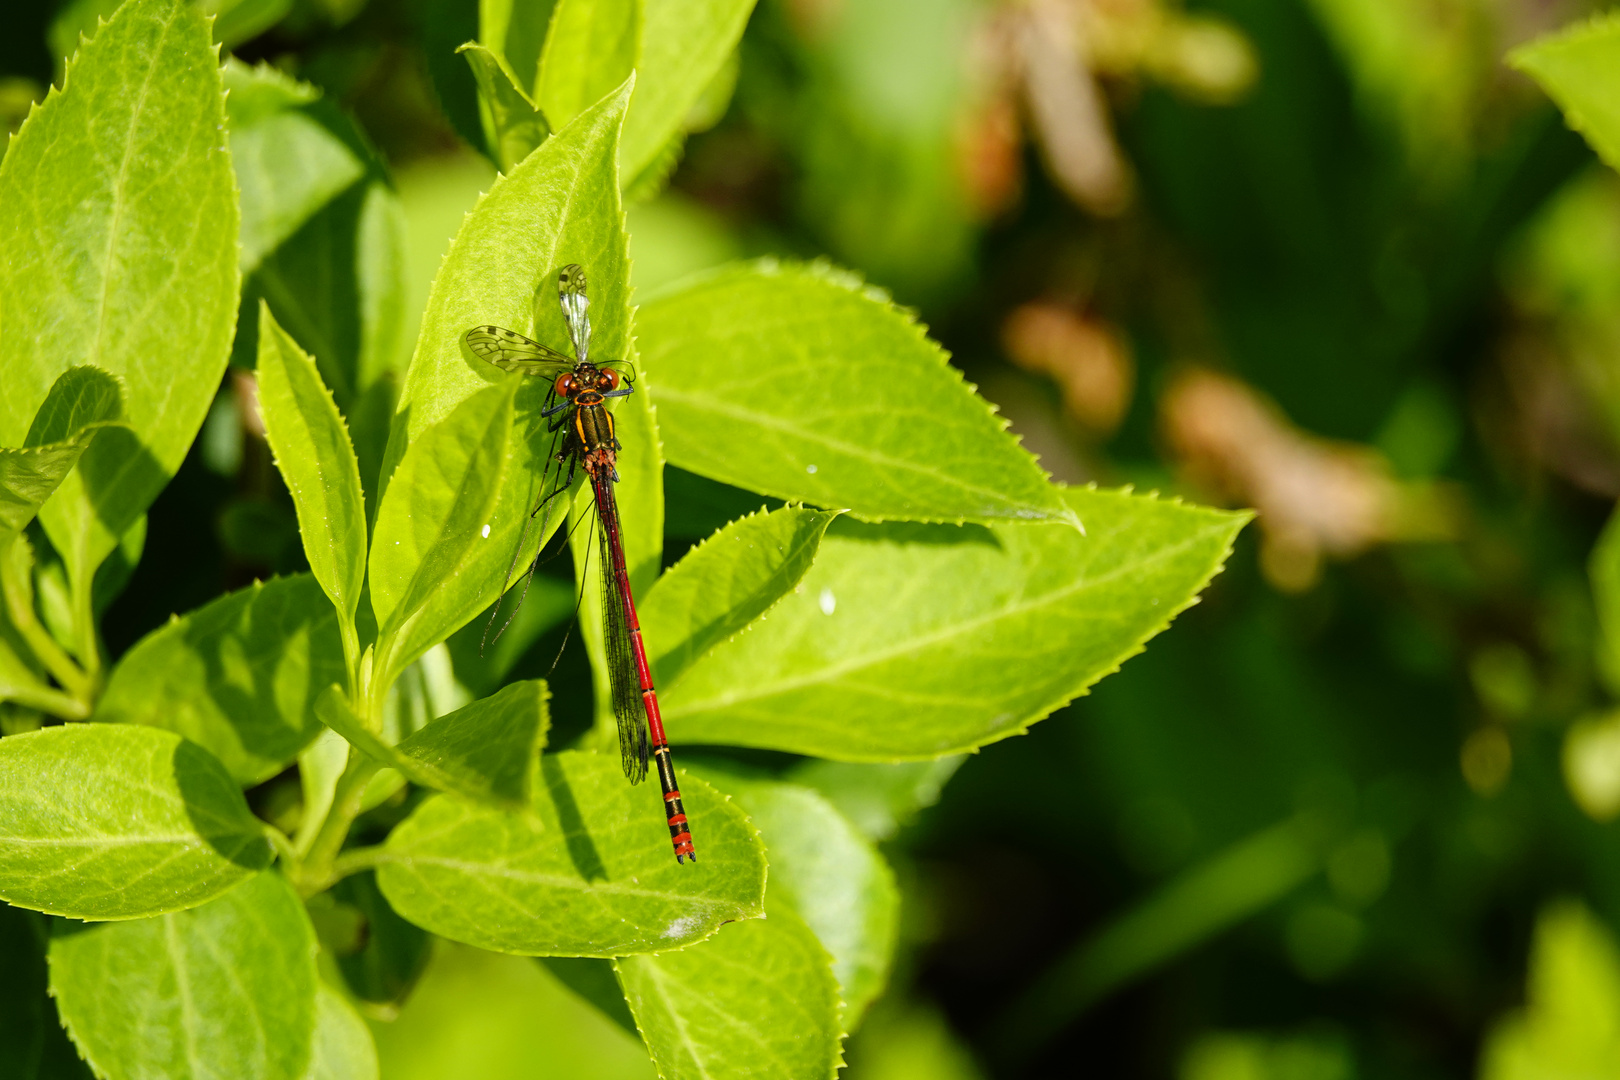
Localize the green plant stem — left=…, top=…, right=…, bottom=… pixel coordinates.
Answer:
left=4, top=679, right=89, bottom=721
left=68, top=553, right=100, bottom=678
left=329, top=844, right=388, bottom=882
left=295, top=749, right=381, bottom=896
left=264, top=824, right=299, bottom=867
left=0, top=547, right=92, bottom=704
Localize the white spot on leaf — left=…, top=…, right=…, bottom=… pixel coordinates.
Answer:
left=481, top=524, right=491, bottom=538
left=806, top=464, right=818, bottom=474
left=663, top=916, right=699, bottom=939
left=819, top=588, right=837, bottom=616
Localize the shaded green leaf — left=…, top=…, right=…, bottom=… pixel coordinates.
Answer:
left=790, top=757, right=966, bottom=841
left=536, top=0, right=640, bottom=133
left=619, top=0, right=756, bottom=189
left=1, top=0, right=238, bottom=634
left=664, top=487, right=1248, bottom=758
left=478, top=0, right=558, bottom=97
left=538, top=957, right=639, bottom=1035
left=96, top=574, right=344, bottom=785
left=225, top=61, right=364, bottom=274
left=330, top=871, right=432, bottom=1007
left=1511, top=14, right=1620, bottom=175
left=6, top=364, right=129, bottom=546
left=376, top=750, right=765, bottom=955
left=307, top=984, right=379, bottom=1080
left=641, top=506, right=839, bottom=688
left=693, top=767, right=898, bottom=1025
left=50, top=871, right=318, bottom=1080
left=459, top=41, right=551, bottom=173
left=1591, top=503, right=1620, bottom=697
left=445, top=573, right=576, bottom=696
left=0, top=725, right=270, bottom=919
left=256, top=304, right=368, bottom=639
left=639, top=261, right=1077, bottom=526
left=369, top=381, right=519, bottom=693
left=615, top=904, right=843, bottom=1080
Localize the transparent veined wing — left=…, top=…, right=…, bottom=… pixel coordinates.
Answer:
left=558, top=263, right=592, bottom=366
left=465, top=325, right=574, bottom=375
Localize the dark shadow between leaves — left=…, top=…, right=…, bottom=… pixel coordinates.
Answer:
left=172, top=739, right=274, bottom=871
left=541, top=756, right=606, bottom=882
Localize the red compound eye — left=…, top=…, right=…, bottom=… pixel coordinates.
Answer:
left=554, top=372, right=575, bottom=398
left=598, top=368, right=619, bottom=391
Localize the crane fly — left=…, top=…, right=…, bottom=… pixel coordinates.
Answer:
left=465, top=264, right=695, bottom=864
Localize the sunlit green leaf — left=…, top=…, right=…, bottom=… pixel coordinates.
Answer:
left=1, top=367, right=125, bottom=548
left=256, top=304, right=368, bottom=643
left=641, top=506, right=839, bottom=688
left=376, top=751, right=765, bottom=956
left=0, top=725, right=270, bottom=919
left=615, top=904, right=843, bottom=1080
left=692, top=767, right=898, bottom=1025
left=96, top=575, right=344, bottom=786
left=308, top=984, right=379, bottom=1080
left=370, top=381, right=519, bottom=693
left=1511, top=14, right=1620, bottom=175
left=478, top=0, right=557, bottom=96
left=224, top=61, right=363, bottom=274
left=639, top=261, right=1078, bottom=526
left=375, top=79, right=636, bottom=692
left=50, top=871, right=318, bottom=1080
left=664, top=488, right=1248, bottom=758
left=459, top=42, right=550, bottom=173
left=535, top=0, right=639, bottom=133
left=0, top=0, right=238, bottom=637
left=395, top=679, right=549, bottom=809
left=619, top=0, right=756, bottom=190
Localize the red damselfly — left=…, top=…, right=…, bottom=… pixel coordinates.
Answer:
left=465, top=265, right=695, bottom=864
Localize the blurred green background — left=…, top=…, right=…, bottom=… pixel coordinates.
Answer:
left=11, top=0, right=1620, bottom=1076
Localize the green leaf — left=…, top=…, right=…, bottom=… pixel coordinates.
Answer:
left=225, top=60, right=364, bottom=274
left=1, top=374, right=124, bottom=548
left=1591, top=503, right=1620, bottom=698
left=330, top=871, right=431, bottom=1007
left=535, top=0, right=640, bottom=133
left=314, top=680, right=546, bottom=811
left=395, top=679, right=549, bottom=809
left=638, top=261, right=1077, bottom=526
left=459, top=42, right=551, bottom=173
left=664, top=487, right=1248, bottom=758
left=0, top=725, right=271, bottom=919
left=1510, top=14, right=1620, bottom=175
left=692, top=768, right=898, bottom=1025
left=478, top=0, right=557, bottom=97
left=374, top=77, right=636, bottom=689
left=256, top=303, right=368, bottom=642
left=308, top=984, right=379, bottom=1080
left=1, top=0, right=239, bottom=609
left=375, top=750, right=766, bottom=955
left=615, top=904, right=844, bottom=1080
left=369, top=381, right=519, bottom=693
left=1480, top=900, right=1620, bottom=1079
left=50, top=871, right=318, bottom=1080
left=640, top=506, right=839, bottom=688
left=537, top=957, right=638, bottom=1035
left=790, top=757, right=965, bottom=841
left=96, top=574, right=344, bottom=786
left=618, top=0, right=756, bottom=189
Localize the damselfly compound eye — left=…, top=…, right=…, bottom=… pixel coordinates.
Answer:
left=554, top=372, right=574, bottom=398
left=599, top=369, right=619, bottom=392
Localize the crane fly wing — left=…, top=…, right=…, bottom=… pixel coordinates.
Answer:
left=558, top=263, right=592, bottom=366
left=466, top=325, right=574, bottom=375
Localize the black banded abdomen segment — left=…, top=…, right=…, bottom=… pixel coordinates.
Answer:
left=653, top=743, right=695, bottom=862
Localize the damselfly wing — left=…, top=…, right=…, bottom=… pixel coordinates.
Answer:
left=465, top=265, right=695, bottom=864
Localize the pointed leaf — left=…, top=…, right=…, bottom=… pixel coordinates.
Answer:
left=665, top=487, right=1248, bottom=758
left=375, top=750, right=766, bottom=955
left=619, top=0, right=757, bottom=187
left=459, top=42, right=551, bottom=173
left=256, top=304, right=368, bottom=633
left=0, top=725, right=270, bottom=919
left=615, top=905, right=844, bottom=1080
left=307, top=985, right=379, bottom=1080
left=641, top=506, right=838, bottom=688
left=2, top=367, right=127, bottom=549
left=96, top=574, right=344, bottom=785
left=639, top=261, right=1077, bottom=526
left=536, top=0, right=640, bottom=132
left=693, top=768, right=898, bottom=1025
left=369, top=380, right=518, bottom=691
left=394, top=679, right=550, bottom=809
left=225, top=61, right=364, bottom=274
left=50, top=871, right=319, bottom=1080
left=1, top=0, right=239, bottom=591
left=1510, top=14, right=1620, bottom=174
